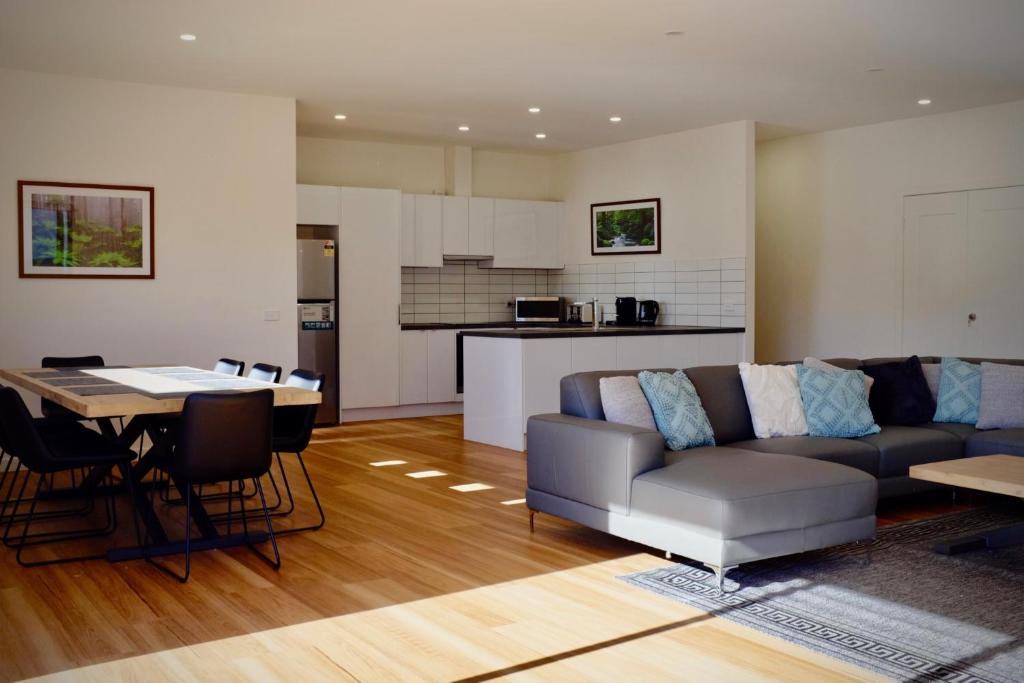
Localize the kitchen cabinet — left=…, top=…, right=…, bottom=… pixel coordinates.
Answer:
left=401, top=194, right=416, bottom=267
left=339, top=187, right=402, bottom=409
left=398, top=329, right=459, bottom=405
left=399, top=330, right=428, bottom=405
left=297, top=184, right=341, bottom=226
left=442, top=196, right=469, bottom=256
left=468, top=198, right=494, bottom=256
left=486, top=199, right=563, bottom=268
left=399, top=194, right=443, bottom=267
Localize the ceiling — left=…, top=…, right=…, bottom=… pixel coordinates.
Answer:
left=1, top=0, right=1023, bottom=151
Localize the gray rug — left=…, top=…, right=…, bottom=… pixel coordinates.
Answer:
left=621, top=508, right=1024, bottom=682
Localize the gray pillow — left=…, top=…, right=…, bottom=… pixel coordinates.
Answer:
left=976, top=362, right=1024, bottom=429
left=599, top=376, right=657, bottom=430
left=921, top=363, right=941, bottom=401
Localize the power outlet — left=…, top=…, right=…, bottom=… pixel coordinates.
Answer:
left=722, top=304, right=738, bottom=316
left=264, top=310, right=281, bottom=321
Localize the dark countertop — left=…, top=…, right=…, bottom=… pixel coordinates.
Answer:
left=401, top=322, right=527, bottom=331
left=457, top=325, right=745, bottom=339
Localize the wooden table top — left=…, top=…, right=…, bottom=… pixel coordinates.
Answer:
left=909, top=454, right=1024, bottom=498
left=0, top=366, right=321, bottom=419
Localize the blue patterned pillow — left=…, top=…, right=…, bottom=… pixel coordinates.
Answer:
left=796, top=365, right=880, bottom=438
left=933, top=357, right=981, bottom=424
left=637, top=370, right=715, bottom=450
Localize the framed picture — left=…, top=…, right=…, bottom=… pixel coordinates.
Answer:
left=591, top=198, right=661, bottom=255
left=18, top=181, right=154, bottom=279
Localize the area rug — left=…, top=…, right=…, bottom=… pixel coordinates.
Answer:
left=620, top=508, right=1024, bottom=682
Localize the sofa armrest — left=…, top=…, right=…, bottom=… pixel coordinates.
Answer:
left=526, top=414, right=665, bottom=514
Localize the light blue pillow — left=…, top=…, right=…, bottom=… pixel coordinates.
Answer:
left=637, top=370, right=715, bottom=450
left=796, top=365, right=880, bottom=438
left=933, top=357, right=981, bottom=424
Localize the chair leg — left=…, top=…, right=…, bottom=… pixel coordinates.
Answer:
left=273, top=451, right=324, bottom=536
left=145, top=479, right=192, bottom=583
left=250, top=477, right=281, bottom=570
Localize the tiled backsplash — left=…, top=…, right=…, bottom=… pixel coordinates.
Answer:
left=401, top=257, right=746, bottom=327
left=401, top=261, right=550, bottom=324
left=547, top=258, right=746, bottom=328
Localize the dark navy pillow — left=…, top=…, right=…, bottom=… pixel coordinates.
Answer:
left=862, top=356, right=937, bottom=425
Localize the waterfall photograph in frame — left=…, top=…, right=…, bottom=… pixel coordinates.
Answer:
left=18, top=181, right=154, bottom=279
left=591, top=198, right=661, bottom=255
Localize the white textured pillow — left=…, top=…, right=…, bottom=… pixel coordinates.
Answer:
left=804, top=357, right=874, bottom=396
left=599, top=376, right=657, bottom=430
left=738, top=363, right=808, bottom=438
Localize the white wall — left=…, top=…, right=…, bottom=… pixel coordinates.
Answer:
left=297, top=136, right=559, bottom=200
left=756, top=99, right=1024, bottom=362
left=0, top=68, right=297, bottom=379
left=552, top=120, right=756, bottom=354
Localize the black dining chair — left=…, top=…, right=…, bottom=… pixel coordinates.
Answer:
left=40, top=355, right=105, bottom=422
left=0, top=387, right=138, bottom=567
left=213, top=358, right=245, bottom=376
left=269, top=369, right=326, bottom=535
left=248, top=363, right=283, bottom=383
left=147, top=389, right=280, bottom=582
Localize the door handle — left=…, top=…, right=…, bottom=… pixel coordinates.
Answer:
left=968, top=312, right=977, bottom=326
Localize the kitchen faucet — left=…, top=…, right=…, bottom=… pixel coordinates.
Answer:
left=592, top=297, right=601, bottom=330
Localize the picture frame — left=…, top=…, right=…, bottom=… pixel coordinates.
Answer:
left=18, top=180, right=155, bottom=279
left=591, top=197, right=661, bottom=255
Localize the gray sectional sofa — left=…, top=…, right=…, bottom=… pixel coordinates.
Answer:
left=525, top=356, right=1024, bottom=588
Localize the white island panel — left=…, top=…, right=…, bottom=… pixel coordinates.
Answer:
left=523, top=338, right=572, bottom=432
left=463, top=336, right=525, bottom=451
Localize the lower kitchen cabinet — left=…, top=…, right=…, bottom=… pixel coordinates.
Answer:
left=399, top=330, right=459, bottom=405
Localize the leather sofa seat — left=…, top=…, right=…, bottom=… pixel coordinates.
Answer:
left=857, top=426, right=962, bottom=478
left=631, top=448, right=877, bottom=540
left=726, top=436, right=880, bottom=476
left=965, top=429, right=1024, bottom=457
left=918, top=422, right=979, bottom=440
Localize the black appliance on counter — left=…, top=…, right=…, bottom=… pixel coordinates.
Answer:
left=614, top=297, right=637, bottom=325
left=638, top=300, right=660, bottom=325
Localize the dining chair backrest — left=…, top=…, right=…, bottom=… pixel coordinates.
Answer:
left=172, top=389, right=274, bottom=485
left=0, top=387, right=56, bottom=472
left=213, top=358, right=245, bottom=376
left=248, top=363, right=282, bottom=383
left=274, top=369, right=325, bottom=452
left=40, top=355, right=105, bottom=418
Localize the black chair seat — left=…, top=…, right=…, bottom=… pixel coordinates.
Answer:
left=40, top=425, right=137, bottom=471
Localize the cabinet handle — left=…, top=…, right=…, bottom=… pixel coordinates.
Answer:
left=968, top=312, right=977, bottom=325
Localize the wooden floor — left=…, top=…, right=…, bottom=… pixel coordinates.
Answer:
left=0, top=416, right=966, bottom=682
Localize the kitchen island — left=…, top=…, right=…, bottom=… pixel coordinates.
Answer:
left=461, top=325, right=745, bottom=451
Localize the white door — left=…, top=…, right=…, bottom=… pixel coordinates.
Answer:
left=340, top=187, right=402, bottom=409
left=902, top=192, right=969, bottom=356
left=964, top=185, right=1024, bottom=357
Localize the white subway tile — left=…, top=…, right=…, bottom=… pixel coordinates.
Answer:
left=465, top=293, right=488, bottom=304
left=698, top=293, right=721, bottom=305
left=677, top=315, right=699, bottom=326
left=489, top=273, right=513, bottom=284
left=656, top=293, right=675, bottom=304
left=439, top=313, right=465, bottom=324
left=439, top=304, right=465, bottom=314
left=634, top=271, right=653, bottom=283
left=596, top=273, right=616, bottom=284
left=440, top=293, right=465, bottom=304
left=655, top=261, right=676, bottom=272
left=414, top=284, right=440, bottom=294
left=654, top=271, right=675, bottom=283
left=676, top=293, right=699, bottom=305
left=615, top=262, right=635, bottom=273
left=488, top=284, right=513, bottom=294
left=439, top=273, right=464, bottom=284
left=414, top=272, right=440, bottom=283
left=675, top=260, right=698, bottom=271
left=414, top=313, right=440, bottom=324
left=578, top=263, right=597, bottom=275
left=562, top=284, right=580, bottom=295
left=675, top=304, right=698, bottom=315
left=401, top=293, right=415, bottom=305
left=561, top=272, right=580, bottom=284
left=698, top=281, right=722, bottom=293
left=634, top=262, right=654, bottom=272
left=439, top=284, right=463, bottom=294
left=400, top=314, right=415, bottom=324
left=698, top=258, right=721, bottom=271
left=654, top=283, right=675, bottom=295
left=698, top=270, right=722, bottom=282
left=675, top=271, right=698, bottom=283
left=720, top=304, right=745, bottom=317
left=721, top=293, right=745, bottom=305
left=675, top=282, right=698, bottom=294
left=441, top=263, right=465, bottom=274
left=721, top=269, right=745, bottom=282
left=721, top=316, right=746, bottom=328
left=562, top=264, right=579, bottom=274
left=634, top=283, right=654, bottom=296
left=597, top=263, right=616, bottom=274
left=401, top=283, right=415, bottom=294
left=465, top=313, right=492, bottom=323
left=721, top=281, right=745, bottom=293
left=721, top=257, right=746, bottom=270
left=698, top=304, right=721, bottom=315
left=697, top=316, right=722, bottom=327
left=615, top=285, right=635, bottom=296
left=615, top=272, right=635, bottom=284
left=412, top=303, right=439, bottom=313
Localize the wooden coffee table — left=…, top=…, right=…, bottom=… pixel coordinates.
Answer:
left=910, top=454, right=1024, bottom=554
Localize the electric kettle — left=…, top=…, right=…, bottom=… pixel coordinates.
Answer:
left=637, top=300, right=660, bottom=325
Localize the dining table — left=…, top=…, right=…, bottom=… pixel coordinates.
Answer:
left=0, top=365, right=321, bottom=561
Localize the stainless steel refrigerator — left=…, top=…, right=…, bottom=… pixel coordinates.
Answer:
left=297, top=237, right=339, bottom=424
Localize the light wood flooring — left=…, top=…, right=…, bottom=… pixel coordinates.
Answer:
left=0, top=416, right=966, bottom=682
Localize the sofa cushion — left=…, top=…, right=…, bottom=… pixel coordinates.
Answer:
left=921, top=363, right=942, bottom=401
left=599, top=376, right=656, bottom=430
left=976, top=362, right=1024, bottom=429
left=738, top=363, right=808, bottom=438
left=797, top=365, right=880, bottom=438
left=857, top=426, right=962, bottom=478
left=560, top=368, right=674, bottom=420
left=630, top=448, right=877, bottom=540
left=638, top=370, right=715, bottom=450
left=728, top=436, right=879, bottom=476
left=862, top=356, right=936, bottom=425
left=965, top=429, right=1024, bottom=457
left=805, top=356, right=874, bottom=395
left=684, top=365, right=756, bottom=444
left=933, top=357, right=982, bottom=424
left=918, top=422, right=979, bottom=441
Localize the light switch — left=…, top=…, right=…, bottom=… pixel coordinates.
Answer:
left=264, top=310, right=281, bottom=321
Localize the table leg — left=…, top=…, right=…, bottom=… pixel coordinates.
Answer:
left=933, top=522, right=1024, bottom=554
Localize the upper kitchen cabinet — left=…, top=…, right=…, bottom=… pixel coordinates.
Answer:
left=297, top=184, right=341, bottom=225
left=468, top=198, right=495, bottom=256
left=442, top=196, right=469, bottom=256
left=486, top=199, right=563, bottom=269
left=400, top=194, right=443, bottom=267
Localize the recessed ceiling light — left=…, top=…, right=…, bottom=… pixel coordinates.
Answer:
left=917, top=99, right=932, bottom=105
left=664, top=30, right=683, bottom=37
left=609, top=116, right=622, bottom=123
left=458, top=125, right=470, bottom=132
left=334, top=113, right=347, bottom=120
left=528, top=107, right=541, bottom=114
left=179, top=33, right=197, bottom=42
left=535, top=133, right=547, bottom=139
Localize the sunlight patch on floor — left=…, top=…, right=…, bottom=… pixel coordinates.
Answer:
left=369, top=460, right=407, bottom=467
left=405, top=470, right=446, bottom=479
left=449, top=483, right=494, bottom=492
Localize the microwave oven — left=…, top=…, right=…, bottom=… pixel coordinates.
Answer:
left=514, top=296, right=562, bottom=323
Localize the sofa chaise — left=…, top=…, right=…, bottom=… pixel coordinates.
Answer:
left=526, top=356, right=1024, bottom=588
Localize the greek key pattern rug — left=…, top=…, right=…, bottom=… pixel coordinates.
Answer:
left=621, top=508, right=1024, bottom=682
